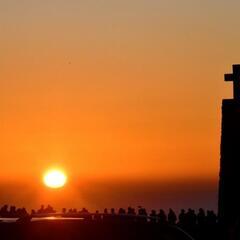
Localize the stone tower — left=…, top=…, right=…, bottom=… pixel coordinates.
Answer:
left=219, top=64, right=240, bottom=225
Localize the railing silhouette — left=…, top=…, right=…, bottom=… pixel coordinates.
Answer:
left=30, top=212, right=157, bottom=221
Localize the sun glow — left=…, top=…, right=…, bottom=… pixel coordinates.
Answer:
left=43, top=169, right=67, bottom=189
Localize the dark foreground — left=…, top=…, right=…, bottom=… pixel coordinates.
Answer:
left=0, top=220, right=223, bottom=240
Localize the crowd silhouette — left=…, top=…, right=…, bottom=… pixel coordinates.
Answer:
left=0, top=205, right=28, bottom=218
left=0, top=205, right=227, bottom=240
left=0, top=204, right=218, bottom=227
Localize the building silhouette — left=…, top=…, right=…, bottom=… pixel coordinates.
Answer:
left=219, top=64, right=240, bottom=226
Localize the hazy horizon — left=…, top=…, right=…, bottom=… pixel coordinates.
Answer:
left=0, top=178, right=218, bottom=212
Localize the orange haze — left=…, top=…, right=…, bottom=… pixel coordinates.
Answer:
left=1, top=0, right=240, bottom=210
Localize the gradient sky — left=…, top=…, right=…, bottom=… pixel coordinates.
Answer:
left=1, top=0, right=240, bottom=211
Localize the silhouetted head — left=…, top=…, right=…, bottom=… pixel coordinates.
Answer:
left=111, top=208, right=115, bottom=214
left=151, top=210, right=156, bottom=214
left=104, top=208, right=108, bottom=214
left=180, top=209, right=185, bottom=214
left=159, top=209, right=165, bottom=214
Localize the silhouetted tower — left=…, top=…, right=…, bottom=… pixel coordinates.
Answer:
left=219, top=64, right=240, bottom=225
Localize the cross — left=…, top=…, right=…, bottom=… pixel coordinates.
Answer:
left=225, top=64, right=240, bottom=101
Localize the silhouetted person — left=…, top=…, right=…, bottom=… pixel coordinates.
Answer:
left=185, top=208, right=197, bottom=228
left=31, top=209, right=36, bottom=216
left=197, top=208, right=206, bottom=226
left=106, top=208, right=116, bottom=221
left=62, top=208, right=67, bottom=215
left=150, top=210, right=157, bottom=223
left=79, top=207, right=89, bottom=215
left=16, top=208, right=27, bottom=217
left=94, top=210, right=101, bottom=221
left=178, top=209, right=187, bottom=227
left=104, top=208, right=108, bottom=214
left=0, top=205, right=8, bottom=217
left=138, top=207, right=147, bottom=222
left=127, top=207, right=136, bottom=215
left=190, top=209, right=197, bottom=226
left=110, top=208, right=115, bottom=215
left=118, top=208, right=126, bottom=221
left=138, top=207, right=147, bottom=216
left=45, top=204, right=55, bottom=214
left=9, top=206, right=16, bottom=216
left=168, top=208, right=177, bottom=225
left=102, top=208, right=111, bottom=221
left=206, top=210, right=217, bottom=226
left=158, top=209, right=167, bottom=224
left=124, top=207, right=134, bottom=221
left=72, top=208, right=77, bottom=214
left=118, top=208, right=126, bottom=215
left=79, top=208, right=91, bottom=221
left=37, top=205, right=45, bottom=214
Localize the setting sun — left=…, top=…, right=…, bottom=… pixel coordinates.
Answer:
left=43, top=169, right=67, bottom=189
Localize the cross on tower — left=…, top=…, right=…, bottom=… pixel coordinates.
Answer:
left=225, top=64, right=240, bottom=101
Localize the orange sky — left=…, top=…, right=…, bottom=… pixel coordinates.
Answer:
left=1, top=0, right=240, bottom=210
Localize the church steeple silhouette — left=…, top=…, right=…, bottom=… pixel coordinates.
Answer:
left=219, top=64, right=240, bottom=226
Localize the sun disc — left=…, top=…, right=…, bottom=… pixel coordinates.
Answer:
left=43, top=169, right=67, bottom=188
